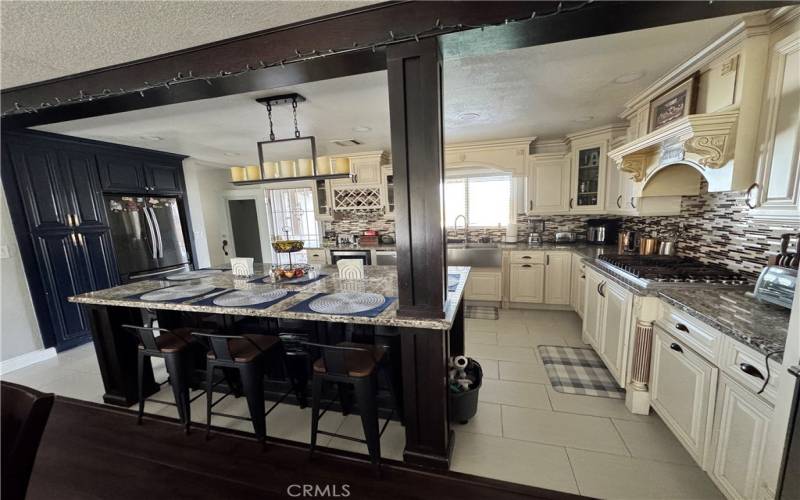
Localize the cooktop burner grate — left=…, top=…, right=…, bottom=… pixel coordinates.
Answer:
left=596, top=254, right=747, bottom=287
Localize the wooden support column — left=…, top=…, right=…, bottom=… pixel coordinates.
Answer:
left=387, top=37, right=446, bottom=319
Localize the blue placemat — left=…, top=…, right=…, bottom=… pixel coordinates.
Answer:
left=288, top=293, right=397, bottom=318
left=448, top=273, right=461, bottom=292
left=124, top=286, right=228, bottom=304
left=248, top=273, right=328, bottom=286
left=190, top=290, right=298, bottom=309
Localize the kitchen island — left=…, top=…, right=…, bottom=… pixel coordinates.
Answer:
left=69, top=265, right=469, bottom=468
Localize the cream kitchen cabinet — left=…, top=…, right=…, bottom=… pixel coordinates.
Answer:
left=349, top=157, right=382, bottom=184
left=651, top=325, right=718, bottom=469
left=751, top=27, right=800, bottom=224
left=566, top=125, right=627, bottom=214
left=710, top=374, right=772, bottom=500
left=544, top=251, right=572, bottom=305
left=509, top=263, right=545, bottom=303
left=527, top=153, right=570, bottom=214
left=597, top=279, right=632, bottom=386
left=465, top=269, right=502, bottom=301
left=445, top=138, right=532, bottom=176
left=570, top=253, right=586, bottom=318
left=582, top=269, right=605, bottom=346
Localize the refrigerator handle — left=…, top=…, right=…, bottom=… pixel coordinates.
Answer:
left=149, top=207, right=164, bottom=258
left=141, top=207, right=158, bottom=259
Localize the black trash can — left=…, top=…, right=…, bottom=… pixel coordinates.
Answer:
left=449, top=358, right=483, bottom=424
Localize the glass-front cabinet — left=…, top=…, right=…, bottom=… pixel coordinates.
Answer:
left=381, top=165, right=395, bottom=218
left=569, top=140, right=608, bottom=213
left=313, top=179, right=333, bottom=220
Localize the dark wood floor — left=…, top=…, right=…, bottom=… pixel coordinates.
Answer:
left=27, top=397, right=585, bottom=500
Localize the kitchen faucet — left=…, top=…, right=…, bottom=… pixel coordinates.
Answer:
left=454, top=214, right=468, bottom=245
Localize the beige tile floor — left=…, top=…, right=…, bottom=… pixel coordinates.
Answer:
left=2, top=309, right=723, bottom=499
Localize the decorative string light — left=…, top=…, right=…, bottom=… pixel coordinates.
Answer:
left=2, top=1, right=595, bottom=117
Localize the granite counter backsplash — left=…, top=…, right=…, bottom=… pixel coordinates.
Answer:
left=658, top=287, right=790, bottom=360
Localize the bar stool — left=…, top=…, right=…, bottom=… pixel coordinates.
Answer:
left=192, top=332, right=287, bottom=446
left=122, top=325, right=205, bottom=433
left=304, top=341, right=396, bottom=474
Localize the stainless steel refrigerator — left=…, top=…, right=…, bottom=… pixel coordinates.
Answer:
left=106, top=195, right=191, bottom=281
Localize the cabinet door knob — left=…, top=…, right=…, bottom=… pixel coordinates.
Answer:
left=675, top=323, right=689, bottom=333
left=739, top=362, right=765, bottom=380
left=670, top=342, right=683, bottom=353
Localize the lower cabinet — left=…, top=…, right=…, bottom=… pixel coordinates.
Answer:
left=509, top=263, right=545, bottom=303
left=570, top=253, right=586, bottom=318
left=582, top=269, right=604, bottom=345
left=650, top=326, right=718, bottom=468
left=544, top=251, right=571, bottom=305
left=710, top=375, right=772, bottom=500
left=597, top=280, right=632, bottom=386
left=465, top=269, right=503, bottom=301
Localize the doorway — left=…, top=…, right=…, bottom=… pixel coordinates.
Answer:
left=227, top=199, right=263, bottom=263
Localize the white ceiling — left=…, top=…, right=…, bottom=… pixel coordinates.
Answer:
left=36, top=14, right=745, bottom=167
left=0, top=0, right=375, bottom=89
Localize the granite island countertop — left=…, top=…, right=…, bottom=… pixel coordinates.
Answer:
left=69, top=265, right=470, bottom=330
left=658, top=287, right=791, bottom=360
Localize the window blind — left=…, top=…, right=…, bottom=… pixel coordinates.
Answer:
left=445, top=174, right=512, bottom=228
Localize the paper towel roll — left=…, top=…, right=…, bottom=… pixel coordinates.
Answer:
left=505, top=223, right=518, bottom=242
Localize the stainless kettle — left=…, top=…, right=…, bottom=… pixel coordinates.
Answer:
left=618, top=230, right=639, bottom=254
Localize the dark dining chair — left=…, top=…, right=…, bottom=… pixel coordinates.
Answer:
left=1, top=381, right=55, bottom=500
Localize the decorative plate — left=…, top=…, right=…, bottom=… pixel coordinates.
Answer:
left=139, top=284, right=217, bottom=302
left=213, top=289, right=288, bottom=307
left=309, top=292, right=385, bottom=314
left=166, top=270, right=223, bottom=281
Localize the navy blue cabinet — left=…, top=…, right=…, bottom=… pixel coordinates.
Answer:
left=98, top=154, right=183, bottom=194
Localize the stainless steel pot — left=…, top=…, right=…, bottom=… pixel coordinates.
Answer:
left=640, top=237, right=659, bottom=256
left=658, top=241, right=676, bottom=256
left=618, top=230, right=639, bottom=254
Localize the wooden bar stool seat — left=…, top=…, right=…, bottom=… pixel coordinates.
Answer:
left=206, top=335, right=279, bottom=363
left=140, top=327, right=194, bottom=353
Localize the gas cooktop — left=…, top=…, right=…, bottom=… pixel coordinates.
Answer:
left=596, top=254, right=748, bottom=288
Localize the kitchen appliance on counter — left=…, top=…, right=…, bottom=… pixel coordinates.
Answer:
left=528, top=219, right=544, bottom=246
left=379, top=233, right=395, bottom=245
left=618, top=230, right=640, bottom=254
left=106, top=195, right=191, bottom=282
left=596, top=254, right=748, bottom=288
left=330, top=249, right=372, bottom=265
left=555, top=232, right=577, bottom=243
left=749, top=265, right=797, bottom=309
left=587, top=219, right=620, bottom=245
left=375, top=250, right=397, bottom=266
left=359, top=229, right=379, bottom=246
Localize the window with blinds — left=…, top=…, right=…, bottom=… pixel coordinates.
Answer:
left=444, top=174, right=513, bottom=228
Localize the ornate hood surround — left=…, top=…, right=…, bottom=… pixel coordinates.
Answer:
left=608, top=110, right=739, bottom=187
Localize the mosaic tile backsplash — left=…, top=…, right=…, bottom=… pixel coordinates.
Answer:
left=326, top=182, right=798, bottom=278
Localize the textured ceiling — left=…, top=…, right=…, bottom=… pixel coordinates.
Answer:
left=38, top=14, right=744, bottom=167
left=0, top=0, right=376, bottom=89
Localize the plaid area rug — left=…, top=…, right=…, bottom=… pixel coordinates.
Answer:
left=465, top=305, right=499, bottom=320
left=538, top=345, right=625, bottom=399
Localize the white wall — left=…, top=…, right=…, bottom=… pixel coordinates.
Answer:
left=0, top=186, right=44, bottom=361
left=183, top=158, right=235, bottom=268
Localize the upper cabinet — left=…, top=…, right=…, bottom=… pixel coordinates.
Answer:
left=98, top=153, right=185, bottom=195
left=750, top=18, right=800, bottom=224
left=527, top=152, right=570, bottom=214
left=566, top=125, right=627, bottom=214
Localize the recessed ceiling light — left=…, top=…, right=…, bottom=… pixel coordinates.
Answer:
left=573, top=116, right=594, bottom=123
left=352, top=126, right=372, bottom=133
left=223, top=152, right=240, bottom=157
left=457, top=112, right=480, bottom=122
left=139, top=135, right=163, bottom=141
left=613, top=72, right=645, bottom=84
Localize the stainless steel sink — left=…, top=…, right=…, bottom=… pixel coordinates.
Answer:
left=447, top=246, right=502, bottom=268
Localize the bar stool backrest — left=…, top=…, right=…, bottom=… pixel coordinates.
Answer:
left=191, top=331, right=245, bottom=362
left=122, top=324, right=186, bottom=352
left=301, top=341, right=370, bottom=377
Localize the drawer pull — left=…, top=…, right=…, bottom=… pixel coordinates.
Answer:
left=670, top=343, right=683, bottom=353
left=675, top=323, right=689, bottom=333
left=521, top=264, right=532, bottom=268
left=522, top=256, right=532, bottom=260
left=739, top=363, right=765, bottom=380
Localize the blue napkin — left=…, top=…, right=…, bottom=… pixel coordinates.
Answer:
left=288, top=293, right=397, bottom=318
left=124, top=286, right=228, bottom=304
left=190, top=290, right=298, bottom=309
